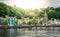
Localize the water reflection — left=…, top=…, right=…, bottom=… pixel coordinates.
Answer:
left=0, top=27, right=60, bottom=37
left=0, top=29, right=8, bottom=36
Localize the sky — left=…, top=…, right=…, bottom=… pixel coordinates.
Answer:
left=0, top=0, right=60, bottom=9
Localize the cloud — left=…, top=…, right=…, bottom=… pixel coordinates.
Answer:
left=0, top=0, right=60, bottom=9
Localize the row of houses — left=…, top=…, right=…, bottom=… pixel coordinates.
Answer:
left=48, top=19, right=60, bottom=25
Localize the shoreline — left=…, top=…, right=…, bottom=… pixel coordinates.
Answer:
left=0, top=24, right=60, bottom=29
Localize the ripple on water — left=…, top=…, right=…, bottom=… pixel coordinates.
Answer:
left=0, top=27, right=60, bottom=37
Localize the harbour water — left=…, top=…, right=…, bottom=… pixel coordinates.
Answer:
left=0, top=27, right=60, bottom=37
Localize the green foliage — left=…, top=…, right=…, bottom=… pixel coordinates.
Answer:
left=34, top=21, right=38, bottom=25
left=51, top=18, right=55, bottom=21
left=29, top=16, right=33, bottom=19
left=15, top=20, right=18, bottom=24
left=27, top=20, right=32, bottom=25
left=39, top=20, right=43, bottom=24
left=0, top=3, right=60, bottom=20
left=22, top=21, right=26, bottom=25
left=48, top=9, right=56, bottom=19
left=2, top=20, right=8, bottom=25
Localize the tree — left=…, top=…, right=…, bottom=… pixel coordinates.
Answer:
left=39, top=20, right=43, bottom=25
left=2, top=20, right=8, bottom=25
left=27, top=20, right=32, bottom=25
left=48, top=9, right=56, bottom=19
left=22, top=21, right=26, bottom=25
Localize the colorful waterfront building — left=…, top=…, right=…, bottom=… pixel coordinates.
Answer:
left=8, top=16, right=16, bottom=26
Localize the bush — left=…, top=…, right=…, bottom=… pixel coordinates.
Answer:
left=39, top=20, right=43, bottom=24
left=27, top=20, right=32, bottom=25
left=22, top=21, right=26, bottom=25
left=15, top=20, right=18, bottom=24
left=2, top=20, right=8, bottom=25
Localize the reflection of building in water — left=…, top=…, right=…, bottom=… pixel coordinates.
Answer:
left=43, top=10, right=48, bottom=25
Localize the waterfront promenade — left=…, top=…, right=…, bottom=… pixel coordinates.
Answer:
left=0, top=24, right=60, bottom=29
